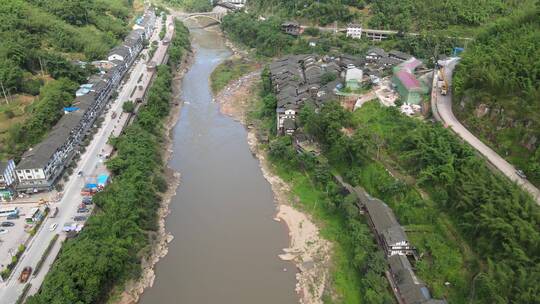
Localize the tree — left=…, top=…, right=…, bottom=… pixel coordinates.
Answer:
left=320, top=72, right=337, bottom=85
left=122, top=100, right=135, bottom=113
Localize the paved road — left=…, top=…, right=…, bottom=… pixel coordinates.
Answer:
left=434, top=58, right=540, bottom=205
left=0, top=15, right=174, bottom=304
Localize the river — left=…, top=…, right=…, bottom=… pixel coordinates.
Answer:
left=138, top=26, right=298, bottom=304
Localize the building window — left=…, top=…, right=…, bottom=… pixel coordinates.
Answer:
left=26, top=170, right=31, bottom=173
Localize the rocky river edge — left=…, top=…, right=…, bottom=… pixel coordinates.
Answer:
left=115, top=49, right=195, bottom=304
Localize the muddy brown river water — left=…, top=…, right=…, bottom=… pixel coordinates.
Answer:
left=138, top=26, right=298, bottom=304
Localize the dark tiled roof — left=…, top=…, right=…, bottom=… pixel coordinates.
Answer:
left=388, top=255, right=447, bottom=304
left=364, top=197, right=408, bottom=245
left=282, top=21, right=300, bottom=27
left=389, top=50, right=413, bottom=61
left=379, top=56, right=402, bottom=66
left=73, top=92, right=97, bottom=112
left=124, top=29, right=144, bottom=48
left=366, top=47, right=387, bottom=57
left=108, top=45, right=130, bottom=60
left=17, top=111, right=82, bottom=170
left=283, top=118, right=296, bottom=130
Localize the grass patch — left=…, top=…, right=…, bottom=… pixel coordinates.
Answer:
left=210, top=58, right=258, bottom=94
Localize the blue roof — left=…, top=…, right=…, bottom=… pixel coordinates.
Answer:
left=97, top=174, right=109, bottom=186
left=63, top=107, right=79, bottom=112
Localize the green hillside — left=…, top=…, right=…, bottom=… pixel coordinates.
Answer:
left=453, top=7, right=540, bottom=185
left=245, top=0, right=534, bottom=32
left=247, top=0, right=360, bottom=25
left=0, top=0, right=136, bottom=160
left=367, top=0, right=535, bottom=32
left=162, top=0, right=213, bottom=12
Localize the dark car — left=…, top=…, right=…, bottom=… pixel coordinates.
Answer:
left=77, top=208, right=89, bottom=213
left=516, top=170, right=527, bottom=179
left=7, top=214, right=19, bottom=220
left=73, top=216, right=88, bottom=222
left=1, top=221, right=15, bottom=227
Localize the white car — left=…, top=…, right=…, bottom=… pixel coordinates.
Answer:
left=0, top=228, right=8, bottom=234
left=49, top=223, right=58, bottom=231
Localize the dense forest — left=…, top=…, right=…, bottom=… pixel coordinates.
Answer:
left=25, top=21, right=191, bottom=304
left=0, top=0, right=133, bottom=94
left=367, top=0, right=535, bottom=32
left=247, top=0, right=360, bottom=26
left=0, top=0, right=136, bottom=160
left=245, top=0, right=534, bottom=32
left=453, top=8, right=540, bottom=186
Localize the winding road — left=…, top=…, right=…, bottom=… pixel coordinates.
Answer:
left=433, top=58, right=540, bottom=205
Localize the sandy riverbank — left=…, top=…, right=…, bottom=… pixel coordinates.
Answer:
left=115, top=49, right=195, bottom=304
left=214, top=59, right=332, bottom=304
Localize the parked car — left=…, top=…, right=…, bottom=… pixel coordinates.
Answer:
left=0, top=228, right=8, bottom=234
left=516, top=169, right=527, bottom=179
left=19, top=267, right=32, bottom=283
left=49, top=207, right=59, bottom=218
left=77, top=208, right=89, bottom=213
left=73, top=216, right=88, bottom=222
left=1, top=221, right=14, bottom=227
left=49, top=223, right=58, bottom=231
left=7, top=214, right=19, bottom=220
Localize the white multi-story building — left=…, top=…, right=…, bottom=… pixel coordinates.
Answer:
left=346, top=24, right=362, bottom=39
left=0, top=160, right=16, bottom=187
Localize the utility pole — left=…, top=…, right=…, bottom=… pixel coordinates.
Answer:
left=38, top=56, right=46, bottom=77
left=0, top=80, right=9, bottom=105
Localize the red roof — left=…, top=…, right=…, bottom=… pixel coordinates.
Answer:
left=396, top=70, right=421, bottom=90
left=400, top=58, right=422, bottom=71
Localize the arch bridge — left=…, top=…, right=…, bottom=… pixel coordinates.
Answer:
left=180, top=12, right=226, bottom=24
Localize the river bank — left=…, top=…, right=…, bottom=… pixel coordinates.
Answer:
left=248, top=133, right=332, bottom=304
left=115, top=47, right=195, bottom=304
left=212, top=48, right=332, bottom=304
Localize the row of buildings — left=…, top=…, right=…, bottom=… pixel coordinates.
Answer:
left=329, top=177, right=446, bottom=304
left=269, top=54, right=343, bottom=135
left=361, top=194, right=446, bottom=304
left=0, top=9, right=157, bottom=197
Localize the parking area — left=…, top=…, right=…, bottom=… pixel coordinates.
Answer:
left=0, top=204, right=41, bottom=271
